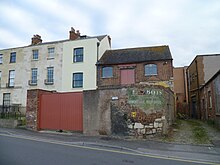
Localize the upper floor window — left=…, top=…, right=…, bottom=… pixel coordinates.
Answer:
left=10, top=52, right=16, bottom=63
left=145, top=64, right=157, bottom=76
left=32, top=50, right=39, bottom=60
left=8, top=70, right=15, bottom=87
left=48, top=47, right=55, bottom=59
left=73, top=47, right=83, bottom=62
left=102, top=67, right=113, bottom=78
left=45, top=67, right=54, bottom=84
left=72, top=73, right=83, bottom=88
left=0, top=54, right=3, bottom=64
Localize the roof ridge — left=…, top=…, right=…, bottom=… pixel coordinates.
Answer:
left=108, top=45, right=169, bottom=52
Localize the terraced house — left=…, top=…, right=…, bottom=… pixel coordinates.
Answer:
left=0, top=28, right=111, bottom=114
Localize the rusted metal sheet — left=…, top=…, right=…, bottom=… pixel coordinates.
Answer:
left=39, top=92, right=83, bottom=131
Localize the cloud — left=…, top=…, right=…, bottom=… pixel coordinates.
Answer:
left=0, top=0, right=220, bottom=66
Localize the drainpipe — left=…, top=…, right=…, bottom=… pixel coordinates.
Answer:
left=96, top=42, right=100, bottom=87
left=97, top=42, right=100, bottom=61
left=195, top=60, right=201, bottom=119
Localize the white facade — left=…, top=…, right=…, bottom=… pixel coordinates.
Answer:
left=0, top=34, right=111, bottom=111
left=62, top=36, right=111, bottom=92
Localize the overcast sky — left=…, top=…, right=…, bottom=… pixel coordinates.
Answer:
left=0, top=0, right=220, bottom=67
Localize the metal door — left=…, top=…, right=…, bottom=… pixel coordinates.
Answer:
left=39, top=92, right=83, bottom=131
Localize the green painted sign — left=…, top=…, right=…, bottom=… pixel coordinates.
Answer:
left=127, top=88, right=165, bottom=112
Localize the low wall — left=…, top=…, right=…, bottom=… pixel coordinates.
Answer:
left=0, top=119, right=22, bottom=128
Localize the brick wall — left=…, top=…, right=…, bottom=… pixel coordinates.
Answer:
left=98, top=60, right=173, bottom=87
left=26, top=89, right=52, bottom=131
left=83, top=84, right=174, bottom=137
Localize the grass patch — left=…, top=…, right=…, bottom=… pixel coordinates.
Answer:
left=187, top=120, right=210, bottom=144
left=173, top=119, right=182, bottom=129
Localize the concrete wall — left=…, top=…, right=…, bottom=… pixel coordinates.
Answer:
left=83, top=84, right=174, bottom=137
left=0, top=119, right=22, bottom=128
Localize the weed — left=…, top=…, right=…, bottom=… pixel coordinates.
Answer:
left=187, top=120, right=210, bottom=144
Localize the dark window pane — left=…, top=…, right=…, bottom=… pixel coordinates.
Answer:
left=145, top=64, right=157, bottom=76
left=72, top=73, right=83, bottom=88
left=73, top=48, right=83, bottom=62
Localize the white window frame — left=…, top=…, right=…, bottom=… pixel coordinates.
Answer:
left=8, top=70, right=15, bottom=87
left=48, top=47, right=55, bottom=59
left=32, top=50, right=39, bottom=60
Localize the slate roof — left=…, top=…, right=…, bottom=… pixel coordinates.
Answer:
left=0, top=35, right=108, bottom=51
left=98, top=45, right=172, bottom=65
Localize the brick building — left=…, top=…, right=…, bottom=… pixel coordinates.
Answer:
left=97, top=45, right=173, bottom=88
left=200, top=70, right=220, bottom=126
left=173, top=67, right=189, bottom=116
left=187, top=54, right=220, bottom=119
left=82, top=45, right=175, bottom=137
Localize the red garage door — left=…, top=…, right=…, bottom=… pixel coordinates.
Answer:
left=39, top=92, right=83, bottom=131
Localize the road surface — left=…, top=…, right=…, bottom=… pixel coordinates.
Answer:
left=0, top=132, right=216, bottom=165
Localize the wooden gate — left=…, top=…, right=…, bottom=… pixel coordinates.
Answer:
left=39, top=92, right=83, bottom=131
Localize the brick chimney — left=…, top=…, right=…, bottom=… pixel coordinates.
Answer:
left=31, top=35, right=42, bottom=45
left=69, top=27, right=80, bottom=40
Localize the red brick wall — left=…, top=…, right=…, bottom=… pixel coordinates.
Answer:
left=26, top=89, right=52, bottom=131
left=200, top=81, right=216, bottom=120
left=98, top=60, right=173, bottom=87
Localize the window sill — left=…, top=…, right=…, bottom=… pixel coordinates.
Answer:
left=45, top=82, right=54, bottom=85
left=101, top=76, right=113, bottom=79
left=72, top=61, right=84, bottom=64
left=72, top=87, right=83, bottom=89
left=31, top=59, right=39, bottom=61
left=47, top=57, right=55, bottom=60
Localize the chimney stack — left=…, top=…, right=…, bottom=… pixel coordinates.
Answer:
left=31, top=35, right=42, bottom=45
left=69, top=27, right=80, bottom=40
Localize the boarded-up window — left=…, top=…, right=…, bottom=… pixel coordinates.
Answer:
left=120, top=69, right=135, bottom=85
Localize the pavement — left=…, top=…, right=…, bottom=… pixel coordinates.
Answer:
left=0, top=127, right=220, bottom=164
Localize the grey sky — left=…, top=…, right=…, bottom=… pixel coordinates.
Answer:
left=0, top=0, right=220, bottom=66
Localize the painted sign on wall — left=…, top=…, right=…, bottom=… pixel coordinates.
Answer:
left=127, top=88, right=165, bottom=113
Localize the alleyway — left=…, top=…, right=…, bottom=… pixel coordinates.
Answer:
left=164, top=119, right=220, bottom=146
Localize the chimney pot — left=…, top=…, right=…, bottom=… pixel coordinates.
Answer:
left=31, top=34, right=42, bottom=45
left=69, top=27, right=80, bottom=40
